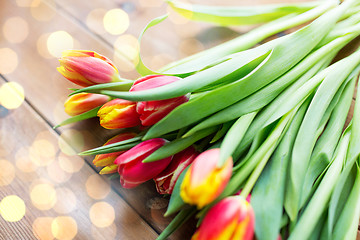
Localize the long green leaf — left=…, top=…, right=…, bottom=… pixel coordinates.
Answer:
left=285, top=47, right=360, bottom=221
left=68, top=81, right=133, bottom=97
left=252, top=96, right=308, bottom=240
left=300, top=71, right=357, bottom=207
left=141, top=3, right=352, bottom=139
left=167, top=0, right=321, bottom=26
left=162, top=2, right=336, bottom=74
left=54, top=107, right=100, bottom=128
left=288, top=130, right=351, bottom=240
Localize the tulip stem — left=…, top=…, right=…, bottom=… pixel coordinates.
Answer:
left=156, top=207, right=197, bottom=240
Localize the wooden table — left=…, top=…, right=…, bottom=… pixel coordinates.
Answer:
left=0, top=0, right=359, bottom=239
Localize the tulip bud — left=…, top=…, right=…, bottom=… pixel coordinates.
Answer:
left=192, top=196, right=255, bottom=240
left=154, top=146, right=198, bottom=195
left=114, top=138, right=172, bottom=188
left=180, top=148, right=233, bottom=209
left=64, top=93, right=110, bottom=116
left=97, top=99, right=141, bottom=129
left=93, top=132, right=137, bottom=168
left=130, top=75, right=189, bottom=126
left=57, top=50, right=120, bottom=87
left=99, top=164, right=118, bottom=175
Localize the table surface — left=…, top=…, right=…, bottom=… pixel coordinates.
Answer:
left=0, top=0, right=359, bottom=239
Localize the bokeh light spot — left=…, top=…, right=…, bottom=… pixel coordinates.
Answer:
left=29, top=139, right=56, bottom=166
left=3, top=17, right=29, bottom=43
left=32, top=217, right=54, bottom=240
left=103, top=9, right=129, bottom=35
left=0, top=48, right=18, bottom=75
left=31, top=0, right=56, bottom=22
left=47, top=31, right=74, bottom=58
left=16, top=0, right=33, bottom=7
left=0, top=160, right=15, bottom=186
left=30, top=183, right=57, bottom=210
left=58, top=153, right=84, bottom=173
left=15, top=147, right=37, bottom=173
left=86, top=174, right=110, bottom=200
left=0, top=82, right=25, bottom=110
left=53, top=187, right=77, bottom=214
left=47, top=160, right=72, bottom=183
left=0, top=195, right=26, bottom=222
left=86, top=9, right=107, bottom=35
left=37, top=33, right=53, bottom=59
left=51, top=216, right=78, bottom=240
left=58, top=129, right=85, bottom=156
left=89, top=202, right=115, bottom=228
left=113, top=34, right=139, bottom=72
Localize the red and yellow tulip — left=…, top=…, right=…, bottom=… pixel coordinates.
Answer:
left=64, top=93, right=110, bottom=116
left=115, top=138, right=172, bottom=188
left=192, top=196, right=255, bottom=240
left=130, top=75, right=189, bottom=126
left=154, top=146, right=198, bottom=195
left=57, top=50, right=121, bottom=87
left=93, top=132, right=137, bottom=175
left=180, top=148, right=233, bottom=208
left=97, top=99, right=141, bottom=129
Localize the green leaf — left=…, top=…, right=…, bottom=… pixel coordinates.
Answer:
left=285, top=47, right=360, bottom=221
left=209, top=121, right=234, bottom=143
left=300, top=72, right=357, bottom=208
left=332, top=163, right=360, bottom=240
left=162, top=2, right=336, bottom=74
left=288, top=130, right=351, bottom=240
left=53, top=107, right=100, bottom=128
left=142, top=127, right=217, bottom=163
left=142, top=5, right=351, bottom=139
left=135, top=15, right=169, bottom=76
left=252, top=95, right=308, bottom=240
left=167, top=0, right=322, bottom=26
left=219, top=112, right=257, bottom=166
left=165, top=166, right=191, bottom=216
left=79, top=136, right=143, bottom=155
left=68, top=81, right=134, bottom=96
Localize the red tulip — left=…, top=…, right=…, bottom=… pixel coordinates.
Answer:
left=93, top=132, right=137, bottom=168
left=97, top=99, right=141, bottom=129
left=154, top=146, right=198, bottom=194
left=115, top=138, right=172, bottom=188
left=64, top=93, right=110, bottom=116
left=180, top=148, right=233, bottom=208
left=192, top=196, right=255, bottom=240
left=130, top=75, right=189, bottom=126
left=57, top=50, right=120, bottom=87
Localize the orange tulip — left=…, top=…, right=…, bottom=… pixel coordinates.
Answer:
left=97, top=99, right=141, bottom=129
left=180, top=148, right=233, bottom=208
left=57, top=50, right=120, bottom=87
left=64, top=93, right=110, bottom=116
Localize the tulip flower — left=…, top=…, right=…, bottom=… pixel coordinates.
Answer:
left=97, top=99, right=141, bottom=129
left=154, top=146, right=198, bottom=194
left=93, top=132, right=137, bottom=168
left=192, top=196, right=255, bottom=240
left=115, top=138, right=172, bottom=188
left=180, top=148, right=233, bottom=208
left=64, top=93, right=110, bottom=116
left=130, top=75, right=189, bottom=126
left=57, top=50, right=121, bottom=87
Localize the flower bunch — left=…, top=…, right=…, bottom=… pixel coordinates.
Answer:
left=56, top=0, right=360, bottom=239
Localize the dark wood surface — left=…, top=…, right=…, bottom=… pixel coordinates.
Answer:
left=0, top=0, right=359, bottom=239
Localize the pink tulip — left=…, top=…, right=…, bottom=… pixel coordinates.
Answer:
left=180, top=148, right=233, bottom=208
left=97, top=99, right=141, bottom=129
left=192, top=196, right=255, bottom=240
left=64, top=93, right=110, bottom=116
left=129, top=75, right=189, bottom=126
left=154, top=146, right=198, bottom=195
left=115, top=138, right=172, bottom=188
left=57, top=50, right=121, bottom=87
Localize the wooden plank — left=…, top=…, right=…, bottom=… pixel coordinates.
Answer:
left=0, top=77, right=158, bottom=240
left=0, top=1, right=194, bottom=239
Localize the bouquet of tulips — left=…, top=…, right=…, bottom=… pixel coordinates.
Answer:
left=56, top=0, right=360, bottom=239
